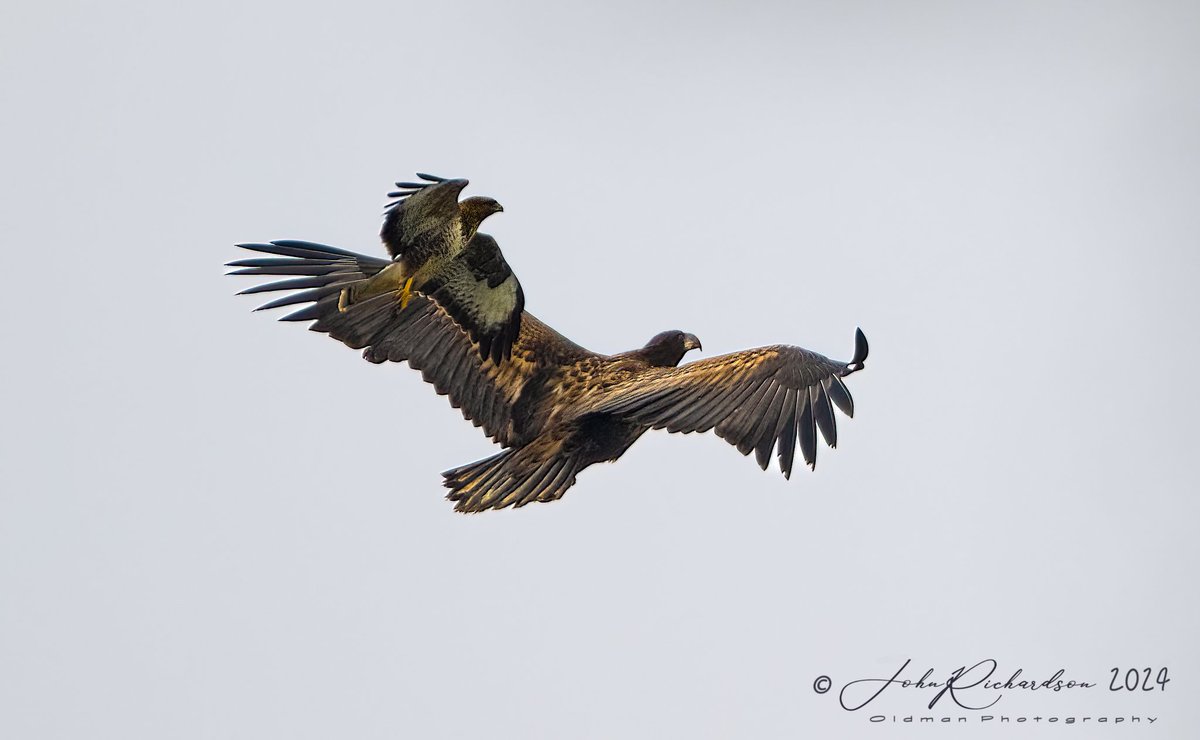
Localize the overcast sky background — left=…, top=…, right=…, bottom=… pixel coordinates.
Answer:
left=2, top=1, right=1198, bottom=737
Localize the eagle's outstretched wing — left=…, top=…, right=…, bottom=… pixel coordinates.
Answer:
left=228, top=241, right=588, bottom=447
left=228, top=240, right=391, bottom=317
left=313, top=295, right=588, bottom=447
left=587, top=330, right=868, bottom=478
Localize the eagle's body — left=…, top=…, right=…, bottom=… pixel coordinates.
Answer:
left=229, top=178, right=868, bottom=513
left=437, top=329, right=699, bottom=510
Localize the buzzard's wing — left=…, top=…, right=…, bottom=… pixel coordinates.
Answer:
left=228, top=241, right=590, bottom=447
left=384, top=172, right=457, bottom=209
left=588, top=330, right=868, bottom=478
left=421, top=233, right=524, bottom=365
left=382, top=173, right=468, bottom=259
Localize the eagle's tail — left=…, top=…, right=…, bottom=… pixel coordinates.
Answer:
left=442, top=435, right=584, bottom=513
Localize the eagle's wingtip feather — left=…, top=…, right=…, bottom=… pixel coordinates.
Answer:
left=851, top=328, right=868, bottom=370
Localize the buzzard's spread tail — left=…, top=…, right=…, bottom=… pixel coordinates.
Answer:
left=443, top=435, right=583, bottom=513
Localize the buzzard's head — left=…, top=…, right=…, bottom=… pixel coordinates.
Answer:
left=459, top=196, right=504, bottom=237
left=639, top=330, right=702, bottom=367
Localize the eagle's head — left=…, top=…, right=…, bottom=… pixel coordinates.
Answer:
left=459, top=196, right=504, bottom=238
left=640, top=330, right=702, bottom=367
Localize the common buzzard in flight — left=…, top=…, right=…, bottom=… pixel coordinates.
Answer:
left=337, top=173, right=523, bottom=364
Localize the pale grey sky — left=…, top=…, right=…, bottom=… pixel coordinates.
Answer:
left=2, top=1, right=1198, bottom=737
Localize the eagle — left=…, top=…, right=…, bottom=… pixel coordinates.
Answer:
left=229, top=190, right=868, bottom=513
left=336, top=173, right=523, bottom=364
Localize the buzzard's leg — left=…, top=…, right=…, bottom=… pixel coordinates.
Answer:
left=398, top=277, right=416, bottom=310
left=338, top=262, right=408, bottom=312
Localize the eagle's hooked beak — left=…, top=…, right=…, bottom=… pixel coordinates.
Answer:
left=683, top=333, right=702, bottom=352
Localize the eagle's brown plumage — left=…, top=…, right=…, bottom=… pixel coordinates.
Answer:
left=230, top=240, right=868, bottom=512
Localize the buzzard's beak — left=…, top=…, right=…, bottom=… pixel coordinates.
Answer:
left=495, top=204, right=504, bottom=213
left=683, top=333, right=702, bottom=352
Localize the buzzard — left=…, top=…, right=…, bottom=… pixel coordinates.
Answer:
left=230, top=208, right=868, bottom=512
left=337, top=173, right=523, bottom=364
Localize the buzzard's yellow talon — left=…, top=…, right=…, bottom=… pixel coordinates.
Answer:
left=399, top=277, right=415, bottom=309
